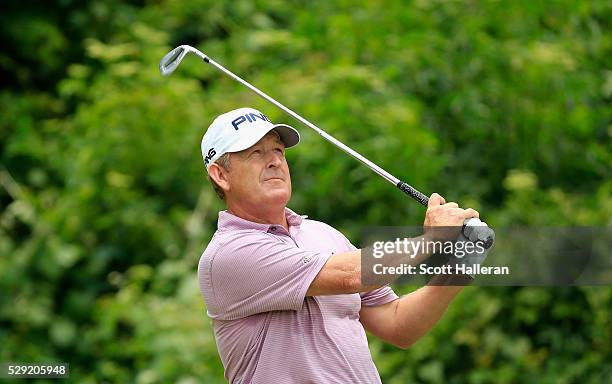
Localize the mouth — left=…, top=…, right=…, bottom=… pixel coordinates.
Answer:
left=264, top=177, right=284, bottom=182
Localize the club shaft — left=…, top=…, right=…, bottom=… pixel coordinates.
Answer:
left=193, top=49, right=429, bottom=206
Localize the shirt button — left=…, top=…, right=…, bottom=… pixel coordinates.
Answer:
left=270, top=227, right=276, bottom=231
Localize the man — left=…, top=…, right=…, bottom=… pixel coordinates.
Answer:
left=198, top=107, right=480, bottom=383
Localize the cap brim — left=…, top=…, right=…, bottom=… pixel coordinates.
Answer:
left=271, top=124, right=300, bottom=148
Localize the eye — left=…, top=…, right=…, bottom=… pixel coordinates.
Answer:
left=274, top=147, right=285, bottom=154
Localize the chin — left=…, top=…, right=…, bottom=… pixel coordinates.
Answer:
left=265, top=188, right=291, bottom=206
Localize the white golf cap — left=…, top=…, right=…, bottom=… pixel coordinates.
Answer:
left=201, top=107, right=300, bottom=171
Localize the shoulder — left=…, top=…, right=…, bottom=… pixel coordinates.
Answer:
left=302, top=218, right=340, bottom=234
left=200, top=229, right=274, bottom=265
left=302, top=218, right=350, bottom=240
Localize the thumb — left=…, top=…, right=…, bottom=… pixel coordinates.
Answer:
left=428, top=193, right=445, bottom=207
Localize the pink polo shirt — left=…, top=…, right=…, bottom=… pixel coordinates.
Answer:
left=198, top=208, right=398, bottom=383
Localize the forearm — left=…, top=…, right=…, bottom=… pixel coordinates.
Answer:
left=357, top=234, right=435, bottom=288
left=309, top=234, right=435, bottom=295
left=393, top=285, right=464, bottom=348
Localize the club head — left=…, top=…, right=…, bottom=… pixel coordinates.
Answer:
left=159, top=45, right=189, bottom=76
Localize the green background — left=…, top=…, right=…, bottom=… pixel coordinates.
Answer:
left=1, top=0, right=610, bottom=382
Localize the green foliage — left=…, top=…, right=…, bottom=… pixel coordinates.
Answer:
left=1, top=0, right=610, bottom=382
left=371, top=286, right=611, bottom=384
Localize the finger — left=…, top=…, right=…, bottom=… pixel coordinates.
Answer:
left=464, top=208, right=480, bottom=219
left=428, top=193, right=445, bottom=207
left=444, top=202, right=459, bottom=208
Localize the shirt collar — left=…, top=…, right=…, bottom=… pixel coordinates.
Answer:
left=217, top=207, right=306, bottom=232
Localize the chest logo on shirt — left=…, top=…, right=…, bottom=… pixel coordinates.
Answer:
left=303, top=255, right=312, bottom=264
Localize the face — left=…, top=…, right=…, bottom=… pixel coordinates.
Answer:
left=217, top=131, right=291, bottom=209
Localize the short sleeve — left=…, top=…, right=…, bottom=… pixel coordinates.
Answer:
left=360, top=285, right=399, bottom=307
left=206, top=232, right=332, bottom=320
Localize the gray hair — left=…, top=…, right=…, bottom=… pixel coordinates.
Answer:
left=208, top=153, right=231, bottom=200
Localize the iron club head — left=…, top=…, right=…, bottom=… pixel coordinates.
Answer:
left=160, top=45, right=211, bottom=76
left=159, top=45, right=189, bottom=76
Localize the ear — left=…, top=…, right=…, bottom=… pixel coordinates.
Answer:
left=208, top=163, right=231, bottom=193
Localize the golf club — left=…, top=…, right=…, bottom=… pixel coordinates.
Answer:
left=159, top=44, right=495, bottom=248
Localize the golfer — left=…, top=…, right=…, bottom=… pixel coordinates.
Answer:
left=198, top=107, right=479, bottom=383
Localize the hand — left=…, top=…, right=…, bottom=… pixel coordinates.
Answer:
left=423, top=193, right=480, bottom=241
left=448, top=228, right=494, bottom=278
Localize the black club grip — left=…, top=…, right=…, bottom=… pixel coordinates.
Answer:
left=397, top=181, right=429, bottom=206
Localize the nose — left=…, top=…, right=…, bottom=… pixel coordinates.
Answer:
left=266, top=151, right=283, bottom=168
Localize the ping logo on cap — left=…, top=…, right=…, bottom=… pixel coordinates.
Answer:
left=204, top=148, right=216, bottom=165
left=231, top=112, right=271, bottom=130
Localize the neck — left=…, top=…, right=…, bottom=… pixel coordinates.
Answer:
left=226, top=202, right=289, bottom=231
